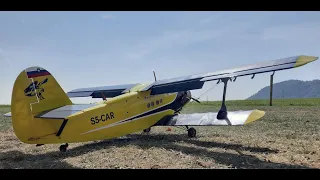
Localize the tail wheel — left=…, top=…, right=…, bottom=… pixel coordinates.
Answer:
left=187, top=127, right=196, bottom=138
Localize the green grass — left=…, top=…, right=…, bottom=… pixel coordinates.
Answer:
left=1, top=98, right=320, bottom=169
left=0, top=105, right=11, bottom=131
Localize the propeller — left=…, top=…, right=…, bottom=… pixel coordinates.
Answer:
left=186, top=96, right=201, bottom=103
left=191, top=97, right=201, bottom=103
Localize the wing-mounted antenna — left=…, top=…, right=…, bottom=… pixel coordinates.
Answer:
left=153, top=70, right=157, bottom=82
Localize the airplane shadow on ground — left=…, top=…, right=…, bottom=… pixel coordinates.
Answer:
left=0, top=133, right=312, bottom=169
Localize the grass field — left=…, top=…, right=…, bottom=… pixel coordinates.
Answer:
left=0, top=98, right=320, bottom=169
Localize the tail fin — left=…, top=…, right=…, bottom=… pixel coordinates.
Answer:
left=10, top=66, right=72, bottom=143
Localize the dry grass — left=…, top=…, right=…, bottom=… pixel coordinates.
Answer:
left=0, top=98, right=320, bottom=169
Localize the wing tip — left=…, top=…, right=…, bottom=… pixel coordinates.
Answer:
left=294, top=55, right=319, bottom=68
left=244, top=109, right=265, bottom=125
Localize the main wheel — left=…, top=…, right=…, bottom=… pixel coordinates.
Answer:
left=59, top=143, right=68, bottom=152
left=187, top=127, right=196, bottom=138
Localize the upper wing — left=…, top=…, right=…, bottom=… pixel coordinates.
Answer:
left=141, top=55, right=318, bottom=95
left=67, top=83, right=139, bottom=99
left=66, top=55, right=318, bottom=98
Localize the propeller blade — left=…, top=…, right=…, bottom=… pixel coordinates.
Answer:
left=191, top=97, right=201, bottom=103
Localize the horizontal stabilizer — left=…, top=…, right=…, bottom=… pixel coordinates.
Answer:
left=4, top=112, right=11, bottom=117
left=35, top=104, right=98, bottom=119
left=67, top=83, right=138, bottom=99
left=165, top=110, right=265, bottom=126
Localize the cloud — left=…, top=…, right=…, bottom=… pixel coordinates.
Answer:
left=125, top=14, right=252, bottom=60
left=126, top=16, right=222, bottom=60
left=101, top=15, right=115, bottom=20
left=0, top=48, right=12, bottom=69
left=125, top=13, right=320, bottom=62
left=261, top=22, right=320, bottom=42
left=199, top=14, right=221, bottom=25
left=127, top=29, right=220, bottom=60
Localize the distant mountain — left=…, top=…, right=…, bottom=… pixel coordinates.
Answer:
left=247, top=79, right=320, bottom=100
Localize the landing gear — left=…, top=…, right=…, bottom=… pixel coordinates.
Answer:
left=217, top=78, right=229, bottom=120
left=59, top=143, right=68, bottom=152
left=185, top=126, right=196, bottom=138
left=216, top=78, right=232, bottom=125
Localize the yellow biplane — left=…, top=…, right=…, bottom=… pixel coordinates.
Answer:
left=3, top=55, right=318, bottom=152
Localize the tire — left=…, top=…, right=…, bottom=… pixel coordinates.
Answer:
left=187, top=127, right=196, bottom=138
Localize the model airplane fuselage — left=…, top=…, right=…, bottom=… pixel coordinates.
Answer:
left=3, top=55, right=318, bottom=152
left=29, top=86, right=192, bottom=144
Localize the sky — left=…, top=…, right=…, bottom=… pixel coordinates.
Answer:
left=0, top=11, right=320, bottom=104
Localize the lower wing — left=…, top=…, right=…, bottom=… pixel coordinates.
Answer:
left=4, top=112, right=11, bottom=117
left=157, top=110, right=265, bottom=126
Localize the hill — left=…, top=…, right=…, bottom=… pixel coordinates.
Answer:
left=247, top=79, right=320, bottom=100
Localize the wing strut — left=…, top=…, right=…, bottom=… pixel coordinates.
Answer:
left=56, top=119, right=68, bottom=137
left=269, top=71, right=275, bottom=106
left=217, top=78, right=231, bottom=122
left=101, top=92, right=107, bottom=101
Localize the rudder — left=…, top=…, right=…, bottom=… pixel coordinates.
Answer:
left=10, top=66, right=72, bottom=143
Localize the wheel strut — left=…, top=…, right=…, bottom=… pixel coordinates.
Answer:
left=217, top=78, right=229, bottom=120
left=216, top=78, right=232, bottom=125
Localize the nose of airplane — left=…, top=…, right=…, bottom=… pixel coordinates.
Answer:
left=173, top=90, right=193, bottom=113
left=181, top=90, right=192, bottom=104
